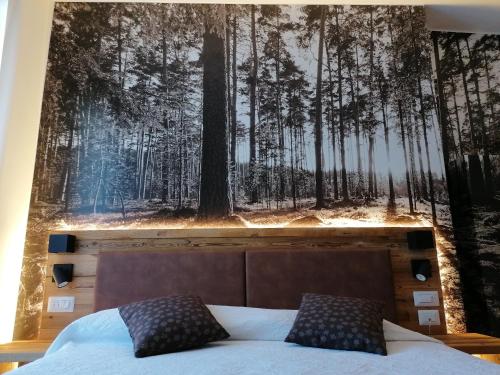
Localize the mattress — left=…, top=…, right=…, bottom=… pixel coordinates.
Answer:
left=9, top=306, right=499, bottom=375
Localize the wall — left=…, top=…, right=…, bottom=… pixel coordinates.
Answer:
left=0, top=0, right=499, bottom=344
left=0, top=0, right=53, bottom=344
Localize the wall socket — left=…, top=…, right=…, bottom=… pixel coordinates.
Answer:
left=413, top=291, right=440, bottom=307
left=417, top=309, right=440, bottom=326
left=47, top=296, right=75, bottom=312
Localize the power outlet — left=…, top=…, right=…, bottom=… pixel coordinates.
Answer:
left=413, top=291, right=440, bottom=307
left=418, top=309, right=440, bottom=326
left=47, top=296, right=75, bottom=313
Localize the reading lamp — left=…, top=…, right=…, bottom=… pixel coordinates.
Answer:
left=52, top=264, right=74, bottom=288
left=411, top=259, right=432, bottom=282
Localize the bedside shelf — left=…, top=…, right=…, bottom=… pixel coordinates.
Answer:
left=432, top=333, right=500, bottom=354
left=0, top=340, right=52, bottom=363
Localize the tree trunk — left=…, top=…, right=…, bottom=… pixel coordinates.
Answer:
left=62, top=112, right=76, bottom=212
left=313, top=6, right=326, bottom=208
left=273, top=16, right=285, bottom=205
left=225, top=13, right=232, bottom=136
left=373, top=154, right=378, bottom=199
left=198, top=26, right=231, bottom=219
left=450, top=77, right=468, bottom=175
left=483, top=51, right=497, bottom=124
left=326, top=44, right=339, bottom=201
left=161, top=23, right=170, bottom=203
left=465, top=37, right=493, bottom=201
left=409, top=8, right=435, bottom=222
left=417, top=79, right=437, bottom=222
left=455, top=37, right=486, bottom=202
left=379, top=82, right=395, bottom=205
left=398, top=100, right=415, bottom=214
left=407, top=111, right=419, bottom=206
left=368, top=136, right=374, bottom=199
left=367, top=8, right=375, bottom=200
left=93, top=153, right=105, bottom=215
left=347, top=56, right=363, bottom=198
left=231, top=16, right=238, bottom=204
left=248, top=5, right=258, bottom=204
left=414, top=117, right=429, bottom=201
left=142, top=129, right=152, bottom=199
left=288, top=108, right=297, bottom=210
left=429, top=79, right=447, bottom=182
left=336, top=9, right=348, bottom=202
left=177, top=112, right=184, bottom=209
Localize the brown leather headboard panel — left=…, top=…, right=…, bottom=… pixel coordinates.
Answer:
left=94, top=250, right=246, bottom=311
left=246, top=249, right=396, bottom=321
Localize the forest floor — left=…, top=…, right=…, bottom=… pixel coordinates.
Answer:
left=47, top=196, right=438, bottom=229
left=469, top=205, right=500, bottom=334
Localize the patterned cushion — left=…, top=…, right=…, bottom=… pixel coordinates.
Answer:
left=118, top=295, right=229, bottom=357
left=285, top=293, right=387, bottom=355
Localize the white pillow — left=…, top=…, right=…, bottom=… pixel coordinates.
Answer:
left=207, top=305, right=442, bottom=344
left=207, top=305, right=297, bottom=341
left=383, top=319, right=442, bottom=343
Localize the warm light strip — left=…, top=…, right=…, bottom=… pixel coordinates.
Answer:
left=53, top=220, right=462, bottom=333
left=0, top=222, right=26, bottom=344
left=55, top=218, right=430, bottom=231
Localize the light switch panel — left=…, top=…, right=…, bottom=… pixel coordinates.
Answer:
left=418, top=309, right=440, bottom=326
left=413, top=291, right=440, bottom=307
left=47, top=296, right=75, bottom=312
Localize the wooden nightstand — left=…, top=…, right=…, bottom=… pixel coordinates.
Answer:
left=432, top=333, right=500, bottom=364
left=0, top=340, right=52, bottom=372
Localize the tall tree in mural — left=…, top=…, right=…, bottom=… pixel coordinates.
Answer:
left=198, top=8, right=231, bottom=218
left=299, top=5, right=326, bottom=208
left=248, top=5, right=259, bottom=204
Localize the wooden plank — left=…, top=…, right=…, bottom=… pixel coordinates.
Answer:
left=41, top=309, right=94, bottom=330
left=0, top=363, right=17, bottom=372
left=432, top=333, right=500, bottom=354
left=75, top=238, right=408, bottom=254
left=0, top=341, right=52, bottom=363
left=37, top=329, right=61, bottom=341
left=40, top=227, right=446, bottom=339
left=51, top=226, right=432, bottom=240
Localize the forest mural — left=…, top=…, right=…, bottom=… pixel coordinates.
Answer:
left=13, top=3, right=499, bottom=339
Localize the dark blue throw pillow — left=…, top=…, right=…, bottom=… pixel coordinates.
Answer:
left=285, top=293, right=387, bottom=355
left=119, top=295, right=229, bottom=358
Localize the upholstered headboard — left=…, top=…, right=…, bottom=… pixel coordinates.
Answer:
left=95, top=250, right=246, bottom=310
left=41, top=227, right=447, bottom=340
left=94, top=248, right=396, bottom=322
left=245, top=249, right=396, bottom=321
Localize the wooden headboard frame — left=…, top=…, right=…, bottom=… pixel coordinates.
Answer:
left=41, top=227, right=447, bottom=340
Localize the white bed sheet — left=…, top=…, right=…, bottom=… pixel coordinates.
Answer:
left=9, top=308, right=500, bottom=375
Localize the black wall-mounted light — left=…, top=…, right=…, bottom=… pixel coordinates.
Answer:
left=52, top=264, right=74, bottom=288
left=407, top=230, right=434, bottom=250
left=411, top=259, right=432, bottom=282
left=48, top=234, right=76, bottom=253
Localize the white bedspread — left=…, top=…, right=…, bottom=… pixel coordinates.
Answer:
left=9, top=308, right=500, bottom=375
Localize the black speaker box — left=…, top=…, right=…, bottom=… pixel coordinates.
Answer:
left=48, top=234, right=76, bottom=253
left=407, top=230, right=434, bottom=250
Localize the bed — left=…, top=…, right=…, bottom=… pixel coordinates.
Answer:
left=10, top=248, right=500, bottom=374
